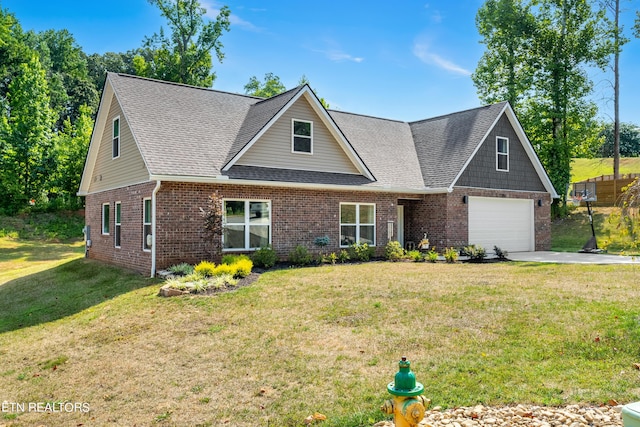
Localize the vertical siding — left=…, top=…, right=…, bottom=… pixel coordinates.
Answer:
left=456, top=114, right=546, bottom=191
left=88, top=94, right=150, bottom=193
left=236, top=98, right=360, bottom=174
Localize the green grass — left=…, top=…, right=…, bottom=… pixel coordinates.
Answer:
left=2, top=234, right=640, bottom=426
left=571, top=157, right=640, bottom=183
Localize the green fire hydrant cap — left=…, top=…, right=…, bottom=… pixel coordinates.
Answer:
left=387, top=356, right=424, bottom=397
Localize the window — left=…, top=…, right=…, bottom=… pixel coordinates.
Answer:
left=112, top=116, right=120, bottom=159
left=292, top=119, right=312, bottom=154
left=340, top=203, right=375, bottom=247
left=496, top=136, right=509, bottom=171
left=143, top=198, right=152, bottom=251
left=115, top=202, right=121, bottom=248
left=102, top=203, right=110, bottom=235
left=223, top=200, right=271, bottom=250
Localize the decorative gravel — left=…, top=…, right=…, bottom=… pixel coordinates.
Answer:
left=373, top=404, right=623, bottom=427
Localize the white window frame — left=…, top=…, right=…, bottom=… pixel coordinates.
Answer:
left=291, top=119, right=313, bottom=154
left=114, top=201, right=121, bottom=248
left=143, top=198, right=152, bottom=252
left=222, top=199, right=271, bottom=251
left=339, top=203, right=376, bottom=248
left=112, top=116, right=120, bottom=159
left=102, top=203, right=110, bottom=235
left=496, top=136, right=509, bottom=172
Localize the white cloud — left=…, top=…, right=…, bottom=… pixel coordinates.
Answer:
left=325, top=50, right=364, bottom=63
left=412, top=42, right=471, bottom=76
left=201, top=1, right=261, bottom=32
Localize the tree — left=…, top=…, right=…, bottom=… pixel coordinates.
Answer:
left=135, top=0, right=230, bottom=87
left=86, top=51, right=139, bottom=89
left=598, top=122, right=640, bottom=157
left=244, top=72, right=286, bottom=97
left=472, top=0, right=537, bottom=110
left=474, top=0, right=614, bottom=216
left=199, top=191, right=224, bottom=259
left=0, top=54, right=54, bottom=212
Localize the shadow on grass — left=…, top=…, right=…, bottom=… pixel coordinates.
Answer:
left=0, top=239, right=84, bottom=263
left=0, top=258, right=158, bottom=334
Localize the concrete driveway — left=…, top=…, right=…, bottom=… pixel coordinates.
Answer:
left=508, top=251, right=640, bottom=264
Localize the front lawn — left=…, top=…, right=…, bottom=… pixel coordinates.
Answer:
left=1, top=239, right=639, bottom=426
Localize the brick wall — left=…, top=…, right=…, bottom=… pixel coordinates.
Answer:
left=85, top=181, right=552, bottom=275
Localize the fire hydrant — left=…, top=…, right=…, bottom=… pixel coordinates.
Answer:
left=381, top=357, right=430, bottom=427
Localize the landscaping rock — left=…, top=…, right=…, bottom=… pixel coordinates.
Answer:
left=158, top=285, right=189, bottom=297
left=373, top=404, right=623, bottom=427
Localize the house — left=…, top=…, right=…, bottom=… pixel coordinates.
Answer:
left=78, top=73, right=559, bottom=276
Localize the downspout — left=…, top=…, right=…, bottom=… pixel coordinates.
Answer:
left=150, top=180, right=161, bottom=278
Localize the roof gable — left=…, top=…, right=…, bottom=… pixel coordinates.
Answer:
left=223, top=85, right=374, bottom=180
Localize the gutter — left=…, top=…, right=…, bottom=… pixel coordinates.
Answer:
left=150, top=180, right=161, bottom=278
left=149, top=174, right=452, bottom=195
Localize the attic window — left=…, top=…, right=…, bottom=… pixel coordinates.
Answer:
left=292, top=119, right=312, bottom=154
left=496, top=136, right=509, bottom=172
left=112, top=116, right=120, bottom=159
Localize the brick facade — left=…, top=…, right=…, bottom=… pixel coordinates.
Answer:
left=85, top=181, right=552, bottom=275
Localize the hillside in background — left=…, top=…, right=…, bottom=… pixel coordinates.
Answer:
left=570, top=158, right=640, bottom=182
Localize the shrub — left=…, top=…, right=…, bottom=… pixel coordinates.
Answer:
left=251, top=246, right=278, bottom=269
left=407, top=250, right=424, bottom=262
left=322, top=252, right=338, bottom=264
left=385, top=241, right=405, bottom=261
left=232, top=258, right=253, bottom=278
left=426, top=249, right=439, bottom=263
left=338, top=249, right=350, bottom=263
left=167, top=262, right=194, bottom=276
left=221, top=254, right=251, bottom=265
left=314, top=236, right=330, bottom=247
left=463, top=245, right=487, bottom=262
left=350, top=242, right=374, bottom=262
left=212, top=263, right=236, bottom=277
left=494, top=246, right=509, bottom=260
left=194, top=261, right=216, bottom=277
left=289, top=245, right=313, bottom=266
left=444, top=247, right=458, bottom=263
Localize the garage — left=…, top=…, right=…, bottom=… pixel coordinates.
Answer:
left=468, top=196, right=534, bottom=252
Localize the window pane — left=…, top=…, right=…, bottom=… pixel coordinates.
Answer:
left=341, top=225, right=356, bottom=246
left=359, top=225, right=375, bottom=245
left=224, top=225, right=245, bottom=249
left=225, top=201, right=245, bottom=223
left=103, top=205, right=109, bottom=234
left=143, top=224, right=152, bottom=249
left=144, top=199, right=151, bottom=223
left=359, top=205, right=375, bottom=224
left=113, top=118, right=119, bottom=137
left=340, top=204, right=356, bottom=223
left=497, top=138, right=507, bottom=154
left=249, top=225, right=269, bottom=248
left=498, top=154, right=508, bottom=171
left=293, top=136, right=311, bottom=153
left=115, top=225, right=121, bottom=247
left=115, top=203, right=121, bottom=223
left=293, top=120, right=311, bottom=136
left=249, top=202, right=269, bottom=225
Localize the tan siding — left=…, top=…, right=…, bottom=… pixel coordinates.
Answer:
left=236, top=98, right=360, bottom=174
left=88, top=94, right=149, bottom=193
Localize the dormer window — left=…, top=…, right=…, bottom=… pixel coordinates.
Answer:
left=292, top=119, right=312, bottom=154
left=112, top=116, right=120, bottom=159
left=496, top=136, right=509, bottom=171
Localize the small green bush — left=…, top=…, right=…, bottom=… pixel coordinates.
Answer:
left=194, top=261, right=216, bottom=277
left=167, top=262, right=194, bottom=276
left=314, top=236, right=330, bottom=247
left=212, top=263, right=236, bottom=277
left=289, top=245, right=313, bottom=266
left=338, top=249, right=350, bottom=263
left=494, top=246, right=509, bottom=260
left=426, top=249, right=439, bottom=263
left=407, top=250, right=423, bottom=262
left=444, top=247, right=458, bottom=263
left=385, top=241, right=405, bottom=261
left=350, top=242, right=374, bottom=262
left=463, top=245, right=486, bottom=262
left=251, top=246, right=278, bottom=269
left=221, top=254, right=251, bottom=265
left=322, top=252, right=338, bottom=264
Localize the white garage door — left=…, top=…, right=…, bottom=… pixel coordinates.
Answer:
left=468, top=197, right=534, bottom=252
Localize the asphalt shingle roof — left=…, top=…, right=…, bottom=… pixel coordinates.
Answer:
left=107, top=73, right=510, bottom=190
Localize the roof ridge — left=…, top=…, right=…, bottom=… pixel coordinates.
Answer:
left=328, top=109, right=406, bottom=124
left=110, top=72, right=263, bottom=101
left=408, top=101, right=508, bottom=125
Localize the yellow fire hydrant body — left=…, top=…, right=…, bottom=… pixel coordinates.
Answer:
left=382, top=357, right=430, bottom=427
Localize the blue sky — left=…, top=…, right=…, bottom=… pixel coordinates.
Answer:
left=2, top=0, right=640, bottom=123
